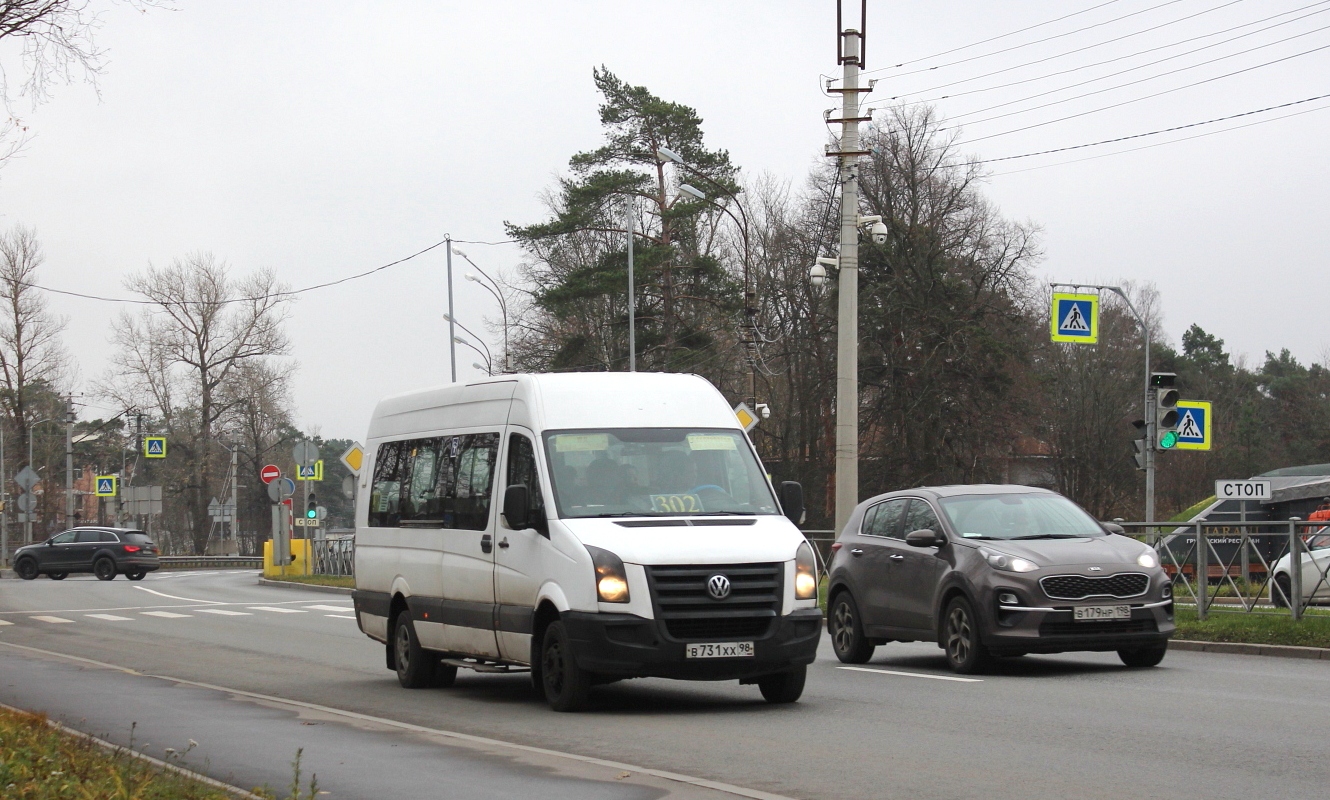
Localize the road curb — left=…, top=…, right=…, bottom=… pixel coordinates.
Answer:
left=1171, top=639, right=1330, bottom=660
left=257, top=576, right=353, bottom=595
left=1, top=568, right=14, bottom=579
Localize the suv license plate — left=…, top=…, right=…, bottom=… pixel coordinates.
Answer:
left=685, top=642, right=755, bottom=659
left=1074, top=605, right=1131, bottom=621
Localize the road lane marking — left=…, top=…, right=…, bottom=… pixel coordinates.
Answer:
left=1, top=599, right=315, bottom=617
left=85, top=614, right=134, bottom=621
left=0, top=640, right=798, bottom=800
left=304, top=605, right=353, bottom=612
left=194, top=609, right=252, bottom=616
left=0, top=620, right=12, bottom=626
left=837, top=666, right=983, bottom=683
left=31, top=616, right=74, bottom=624
left=248, top=606, right=306, bottom=614
left=141, top=611, right=192, bottom=619
left=133, top=586, right=225, bottom=604
left=325, top=614, right=356, bottom=620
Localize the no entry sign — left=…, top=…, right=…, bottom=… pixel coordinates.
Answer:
left=260, top=464, right=282, bottom=484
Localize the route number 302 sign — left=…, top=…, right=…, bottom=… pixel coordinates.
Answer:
left=650, top=493, right=703, bottom=513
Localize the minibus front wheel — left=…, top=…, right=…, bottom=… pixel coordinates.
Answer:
left=541, top=621, right=592, bottom=712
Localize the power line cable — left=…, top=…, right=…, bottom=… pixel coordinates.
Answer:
left=951, top=41, right=1330, bottom=143
left=861, top=0, right=1240, bottom=79
left=966, top=91, right=1330, bottom=164
left=23, top=238, right=454, bottom=306
left=872, top=1, right=1330, bottom=107
left=943, top=19, right=1330, bottom=124
left=987, top=97, right=1330, bottom=175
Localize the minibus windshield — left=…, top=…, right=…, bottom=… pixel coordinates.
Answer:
left=543, top=429, right=779, bottom=518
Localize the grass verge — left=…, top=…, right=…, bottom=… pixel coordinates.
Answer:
left=262, top=574, right=353, bottom=589
left=1173, top=606, right=1330, bottom=649
left=0, top=706, right=238, bottom=799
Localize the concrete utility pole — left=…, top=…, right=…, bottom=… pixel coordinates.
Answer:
left=626, top=198, right=636, bottom=372
left=832, top=17, right=870, bottom=535
left=446, top=235, right=457, bottom=383
left=1, top=426, right=7, bottom=566
left=65, top=396, right=74, bottom=527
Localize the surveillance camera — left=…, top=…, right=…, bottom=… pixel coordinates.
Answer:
left=809, top=264, right=826, bottom=287
left=871, top=221, right=888, bottom=245
left=756, top=403, right=771, bottom=419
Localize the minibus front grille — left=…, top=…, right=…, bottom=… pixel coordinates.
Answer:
left=646, top=563, right=782, bottom=642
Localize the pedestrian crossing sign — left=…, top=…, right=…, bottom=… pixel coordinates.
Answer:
left=94, top=476, right=117, bottom=497
left=296, top=460, right=324, bottom=481
left=144, top=437, right=167, bottom=458
left=1050, top=292, right=1099, bottom=344
left=1174, top=400, right=1211, bottom=451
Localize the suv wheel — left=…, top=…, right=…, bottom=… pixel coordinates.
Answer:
left=93, top=558, right=117, bottom=581
left=829, top=592, right=875, bottom=664
left=943, top=596, right=991, bottom=674
left=757, top=665, right=806, bottom=704
left=15, top=558, right=39, bottom=580
left=541, top=620, right=591, bottom=712
left=48, top=572, right=68, bottom=581
left=126, top=570, right=146, bottom=581
left=1118, top=643, right=1167, bottom=668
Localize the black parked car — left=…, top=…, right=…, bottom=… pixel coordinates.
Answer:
left=12, top=527, right=160, bottom=581
left=826, top=485, right=1174, bottom=673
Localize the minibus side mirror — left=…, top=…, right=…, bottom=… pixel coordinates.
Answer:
left=778, top=481, right=805, bottom=526
left=503, top=485, right=531, bottom=531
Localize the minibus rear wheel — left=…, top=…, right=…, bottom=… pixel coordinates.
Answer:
left=393, top=616, right=436, bottom=689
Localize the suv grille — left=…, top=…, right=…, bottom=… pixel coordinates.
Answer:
left=646, top=563, right=782, bottom=642
left=1040, top=573, right=1149, bottom=600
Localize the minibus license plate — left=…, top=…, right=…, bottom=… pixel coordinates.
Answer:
left=1074, top=605, right=1130, bottom=621
left=685, top=641, right=754, bottom=659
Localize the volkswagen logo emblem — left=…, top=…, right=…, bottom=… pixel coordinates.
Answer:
left=706, top=574, right=732, bottom=600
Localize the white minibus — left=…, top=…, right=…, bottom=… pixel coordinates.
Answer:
left=351, top=372, right=822, bottom=711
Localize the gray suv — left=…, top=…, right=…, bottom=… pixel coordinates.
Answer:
left=826, top=485, right=1173, bottom=673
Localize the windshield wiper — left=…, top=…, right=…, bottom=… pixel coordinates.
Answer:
left=1009, top=534, right=1084, bottom=540
left=688, top=511, right=757, bottom=516
left=960, top=534, right=999, bottom=539
left=588, top=512, right=655, bottom=518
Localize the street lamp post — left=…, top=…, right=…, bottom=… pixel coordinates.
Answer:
left=453, top=335, right=493, bottom=375
left=453, top=248, right=511, bottom=373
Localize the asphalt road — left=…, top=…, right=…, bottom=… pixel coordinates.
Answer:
left=2, top=571, right=1328, bottom=800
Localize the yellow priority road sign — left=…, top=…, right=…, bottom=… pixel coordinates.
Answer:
left=733, top=403, right=758, bottom=432
left=340, top=443, right=364, bottom=475
left=1050, top=292, right=1099, bottom=344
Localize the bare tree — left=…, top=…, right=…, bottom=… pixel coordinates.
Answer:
left=0, top=224, right=68, bottom=463
left=101, top=253, right=290, bottom=554
left=218, top=358, right=297, bottom=554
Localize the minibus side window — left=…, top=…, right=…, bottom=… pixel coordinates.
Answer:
left=506, top=433, right=546, bottom=528
left=401, top=438, right=442, bottom=523
left=451, top=433, right=499, bottom=530
left=369, top=441, right=405, bottom=527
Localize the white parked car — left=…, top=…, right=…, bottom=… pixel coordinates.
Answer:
left=351, top=372, right=822, bottom=711
left=1270, top=529, right=1330, bottom=606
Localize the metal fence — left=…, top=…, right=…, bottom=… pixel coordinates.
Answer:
left=311, top=536, right=354, bottom=577
left=159, top=555, right=263, bottom=570
left=1120, top=520, right=1329, bottom=621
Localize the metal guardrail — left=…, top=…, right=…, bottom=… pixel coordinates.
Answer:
left=159, top=555, right=263, bottom=569
left=1119, top=520, right=1330, bottom=621
left=311, top=537, right=354, bottom=577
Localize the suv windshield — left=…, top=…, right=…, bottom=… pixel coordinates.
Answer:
left=543, top=428, right=778, bottom=518
left=939, top=493, right=1105, bottom=540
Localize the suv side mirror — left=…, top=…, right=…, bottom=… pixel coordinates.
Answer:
left=905, top=529, right=944, bottom=548
left=503, top=485, right=530, bottom=531
left=778, top=481, right=805, bottom=525
left=1102, top=522, right=1126, bottom=535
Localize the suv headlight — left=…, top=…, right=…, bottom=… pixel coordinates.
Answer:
left=795, top=542, right=818, bottom=600
left=980, top=547, right=1038, bottom=573
left=586, top=546, right=630, bottom=603
left=1137, top=549, right=1159, bottom=569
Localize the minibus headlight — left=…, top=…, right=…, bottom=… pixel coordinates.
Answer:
left=587, top=546, right=630, bottom=603
left=795, top=542, right=818, bottom=600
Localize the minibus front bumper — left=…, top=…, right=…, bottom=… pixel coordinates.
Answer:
left=560, top=608, right=823, bottom=680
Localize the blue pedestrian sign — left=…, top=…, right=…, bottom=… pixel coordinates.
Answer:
left=144, top=437, right=167, bottom=458
left=1174, top=400, right=1211, bottom=451
left=1050, top=292, right=1099, bottom=344
left=94, top=475, right=117, bottom=497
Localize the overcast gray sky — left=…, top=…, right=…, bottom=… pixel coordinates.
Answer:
left=2, top=0, right=1327, bottom=441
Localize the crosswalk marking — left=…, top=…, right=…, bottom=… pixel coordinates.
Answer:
left=31, top=616, right=74, bottom=624
left=194, top=609, right=252, bottom=616
left=141, top=611, right=192, bottom=619
left=248, top=606, right=306, bottom=614
left=304, top=605, right=353, bottom=612
left=85, top=614, right=134, bottom=621
left=325, top=614, right=356, bottom=620
left=0, top=619, right=13, bottom=626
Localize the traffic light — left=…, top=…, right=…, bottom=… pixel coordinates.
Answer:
left=1152, top=372, right=1180, bottom=449
left=1131, top=419, right=1147, bottom=471
left=306, top=492, right=318, bottom=520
